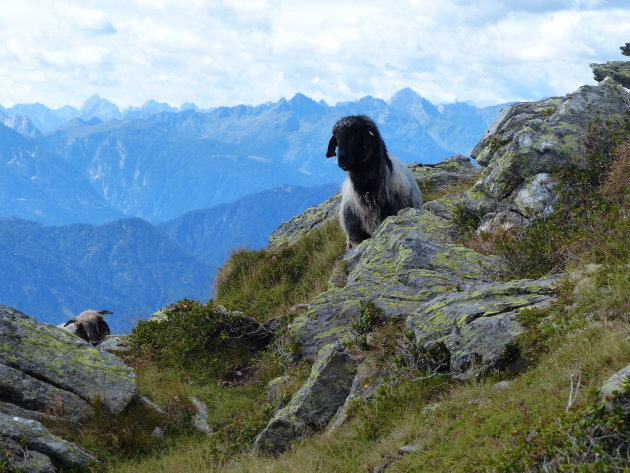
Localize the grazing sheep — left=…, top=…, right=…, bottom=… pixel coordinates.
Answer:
left=326, top=115, right=423, bottom=248
left=63, top=310, right=112, bottom=346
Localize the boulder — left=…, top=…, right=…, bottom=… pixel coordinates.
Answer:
left=468, top=80, right=629, bottom=214
left=0, top=305, right=136, bottom=417
left=406, top=276, right=559, bottom=379
left=253, top=343, right=356, bottom=454
left=290, top=208, right=505, bottom=358
left=0, top=413, right=96, bottom=471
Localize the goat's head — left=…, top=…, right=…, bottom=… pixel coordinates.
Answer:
left=67, top=310, right=112, bottom=346
left=326, top=115, right=385, bottom=172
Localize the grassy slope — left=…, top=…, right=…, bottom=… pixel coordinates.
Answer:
left=70, top=131, right=629, bottom=473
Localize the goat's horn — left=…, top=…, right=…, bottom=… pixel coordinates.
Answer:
left=326, top=135, right=337, bottom=158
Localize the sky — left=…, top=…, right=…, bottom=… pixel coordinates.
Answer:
left=0, top=0, right=629, bottom=110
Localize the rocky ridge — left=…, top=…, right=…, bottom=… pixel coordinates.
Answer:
left=253, top=49, right=630, bottom=452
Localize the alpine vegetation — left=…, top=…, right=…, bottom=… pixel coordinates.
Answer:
left=326, top=115, right=423, bottom=248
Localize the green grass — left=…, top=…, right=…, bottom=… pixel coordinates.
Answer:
left=214, top=220, right=347, bottom=321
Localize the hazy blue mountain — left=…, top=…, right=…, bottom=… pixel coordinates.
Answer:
left=159, top=183, right=340, bottom=267
left=1, top=89, right=505, bottom=224
left=123, top=100, right=179, bottom=120
left=0, top=217, right=214, bottom=332
left=80, top=95, right=122, bottom=122
left=0, top=112, right=41, bottom=139
left=0, top=123, right=124, bottom=225
left=1, top=103, right=78, bottom=132
left=0, top=184, right=341, bottom=331
left=43, top=118, right=317, bottom=222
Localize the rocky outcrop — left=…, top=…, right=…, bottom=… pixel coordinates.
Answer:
left=253, top=343, right=356, bottom=454
left=422, top=72, right=630, bottom=234
left=591, top=61, right=630, bottom=88
left=0, top=305, right=136, bottom=471
left=291, top=209, right=505, bottom=358
left=0, top=413, right=96, bottom=471
left=407, top=276, right=559, bottom=379
left=0, top=305, right=136, bottom=416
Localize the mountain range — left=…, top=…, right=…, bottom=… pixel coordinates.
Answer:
left=1, top=90, right=505, bottom=224
left=0, top=89, right=505, bottom=329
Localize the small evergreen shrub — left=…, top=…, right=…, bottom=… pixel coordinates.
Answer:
left=128, top=300, right=260, bottom=380
left=498, top=396, right=630, bottom=472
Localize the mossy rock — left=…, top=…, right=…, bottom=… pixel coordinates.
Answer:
left=290, top=209, right=506, bottom=358
left=253, top=343, right=356, bottom=454
left=406, top=276, right=560, bottom=379
left=0, top=305, right=136, bottom=416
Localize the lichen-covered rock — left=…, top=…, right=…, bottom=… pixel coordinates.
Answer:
left=290, top=208, right=506, bottom=358
left=591, top=61, right=630, bottom=88
left=253, top=343, right=356, bottom=454
left=599, top=363, right=630, bottom=411
left=471, top=81, right=629, bottom=205
left=0, top=413, right=96, bottom=471
left=406, top=276, right=559, bottom=379
left=512, top=172, right=558, bottom=218
left=0, top=363, right=93, bottom=422
left=0, top=305, right=136, bottom=416
left=409, top=155, right=482, bottom=192
left=268, top=192, right=341, bottom=249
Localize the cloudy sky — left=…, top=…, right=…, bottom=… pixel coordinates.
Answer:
left=1, top=0, right=629, bottom=109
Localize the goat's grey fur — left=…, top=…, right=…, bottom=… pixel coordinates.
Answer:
left=63, top=310, right=112, bottom=346
left=326, top=115, right=423, bottom=248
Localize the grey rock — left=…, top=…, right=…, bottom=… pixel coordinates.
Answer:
left=409, top=155, right=481, bottom=193
left=399, top=444, right=420, bottom=454
left=471, top=81, right=630, bottom=205
left=477, top=210, right=530, bottom=234
left=97, top=334, right=131, bottom=354
left=0, top=435, right=56, bottom=473
left=253, top=343, right=356, bottom=454
left=512, top=172, right=559, bottom=218
left=190, top=396, right=212, bottom=435
left=591, top=61, right=630, bottom=88
left=0, top=305, right=136, bottom=416
left=0, top=363, right=93, bottom=422
left=406, top=276, right=559, bottom=379
left=0, top=413, right=96, bottom=470
left=290, top=208, right=506, bottom=358
left=599, top=363, right=630, bottom=411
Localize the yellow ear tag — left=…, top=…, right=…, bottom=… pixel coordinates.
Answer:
left=368, top=130, right=375, bottom=136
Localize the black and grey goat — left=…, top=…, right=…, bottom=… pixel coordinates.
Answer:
left=63, top=310, right=112, bottom=346
left=326, top=115, right=423, bottom=248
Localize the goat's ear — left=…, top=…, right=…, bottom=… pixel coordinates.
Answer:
left=64, top=318, right=76, bottom=327
left=99, top=319, right=111, bottom=338
left=326, top=135, right=337, bottom=158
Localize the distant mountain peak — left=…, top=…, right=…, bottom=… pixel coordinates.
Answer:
left=80, top=95, right=121, bottom=122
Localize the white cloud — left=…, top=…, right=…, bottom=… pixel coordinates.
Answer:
left=0, top=0, right=629, bottom=109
